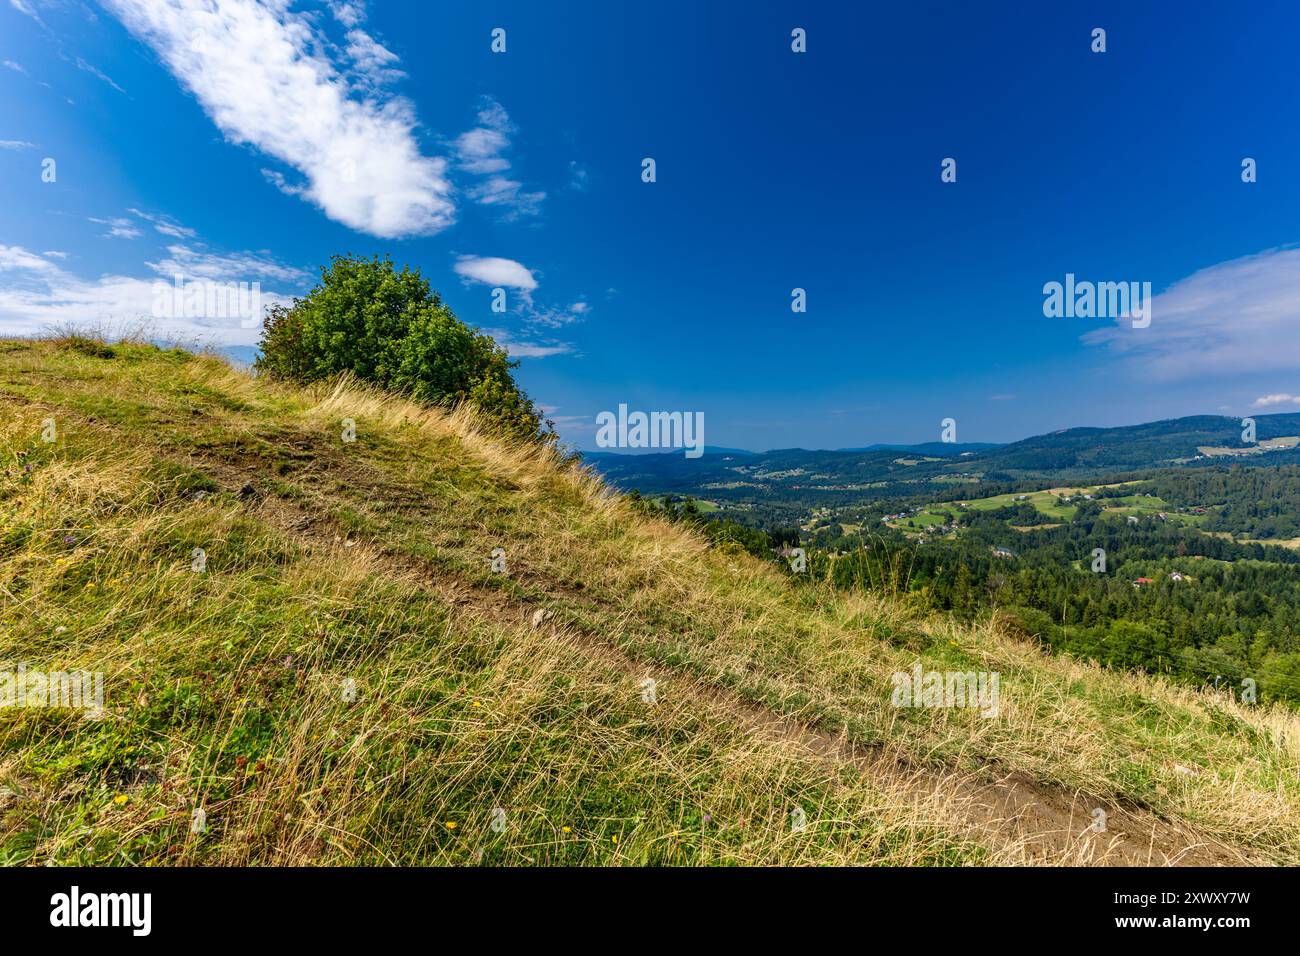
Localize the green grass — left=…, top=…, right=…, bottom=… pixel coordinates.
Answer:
left=887, top=510, right=948, bottom=531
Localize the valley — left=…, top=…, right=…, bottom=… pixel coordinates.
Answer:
left=589, top=419, right=1300, bottom=707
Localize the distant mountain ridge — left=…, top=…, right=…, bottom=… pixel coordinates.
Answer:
left=836, top=441, right=1002, bottom=455
left=582, top=412, right=1300, bottom=497
left=581, top=445, right=755, bottom=459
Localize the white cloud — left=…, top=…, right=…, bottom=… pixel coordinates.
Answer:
left=0, top=244, right=62, bottom=273
left=454, top=97, right=544, bottom=219
left=1252, top=393, right=1300, bottom=408
left=3, top=59, right=28, bottom=74
left=88, top=216, right=143, bottom=239
left=1083, top=246, right=1300, bottom=379
left=0, top=140, right=36, bottom=150
left=453, top=255, right=537, bottom=291
left=567, top=160, right=588, bottom=191
left=328, top=0, right=365, bottom=28
left=101, top=0, right=454, bottom=238
left=0, top=242, right=302, bottom=346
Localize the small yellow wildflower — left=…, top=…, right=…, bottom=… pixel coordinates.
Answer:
left=445, top=822, right=457, bottom=830
left=113, top=795, right=127, bottom=806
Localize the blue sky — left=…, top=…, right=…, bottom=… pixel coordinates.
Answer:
left=4, top=0, right=1300, bottom=452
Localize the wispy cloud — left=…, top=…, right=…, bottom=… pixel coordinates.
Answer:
left=545, top=410, right=598, bottom=434
left=0, top=139, right=36, bottom=150
left=0, top=244, right=62, bottom=273
left=1252, top=393, right=1300, bottom=408
left=481, top=328, right=573, bottom=359
left=1083, top=246, right=1300, bottom=380
left=343, top=29, right=404, bottom=92
left=527, top=303, right=588, bottom=329
left=146, top=243, right=309, bottom=284
left=327, top=0, right=366, bottom=29
left=454, top=97, right=545, bottom=220
left=72, top=55, right=125, bottom=93
left=101, top=0, right=454, bottom=238
left=88, top=216, right=142, bottom=239
left=127, top=207, right=197, bottom=239
left=3, top=59, right=28, bottom=74
left=8, top=0, right=45, bottom=27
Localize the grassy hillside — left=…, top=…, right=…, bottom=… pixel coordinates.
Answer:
left=2, top=337, right=1299, bottom=866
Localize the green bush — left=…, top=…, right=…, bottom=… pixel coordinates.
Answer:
left=257, top=254, right=552, bottom=442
